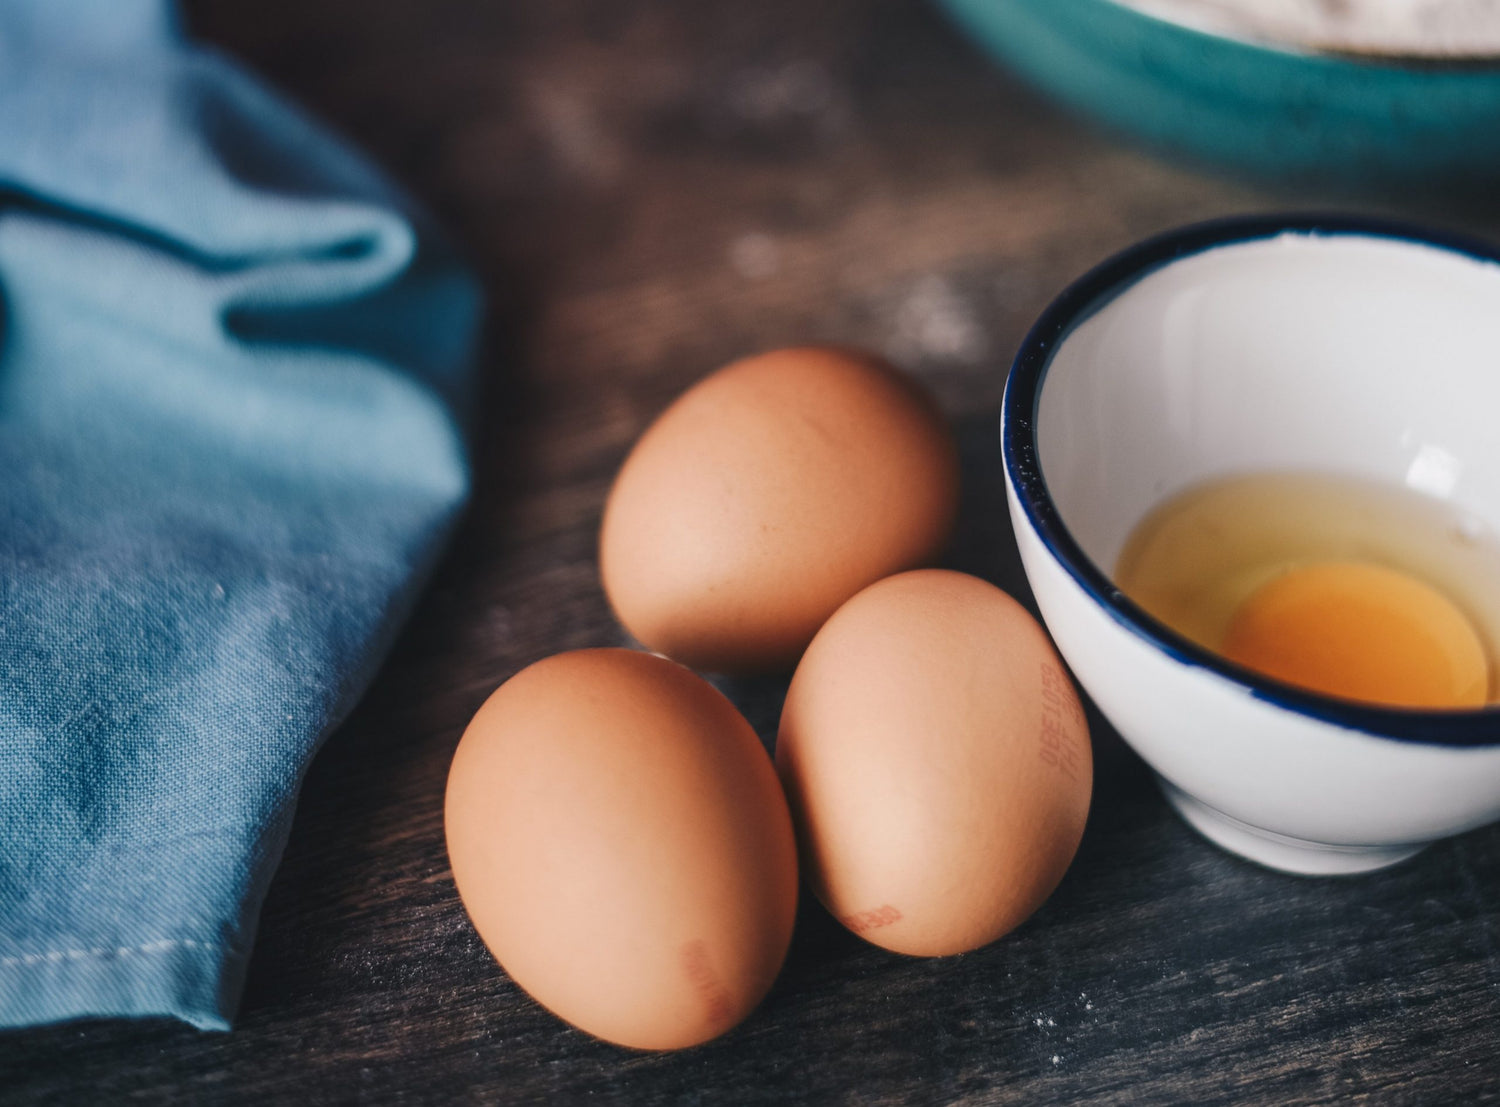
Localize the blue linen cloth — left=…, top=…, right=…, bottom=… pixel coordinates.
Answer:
left=0, top=0, right=479, bottom=1029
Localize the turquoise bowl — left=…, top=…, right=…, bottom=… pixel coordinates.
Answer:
left=935, top=0, right=1500, bottom=183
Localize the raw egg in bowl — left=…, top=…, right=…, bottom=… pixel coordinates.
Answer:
left=1003, top=214, right=1500, bottom=875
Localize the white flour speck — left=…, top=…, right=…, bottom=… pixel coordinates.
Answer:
left=728, top=233, right=780, bottom=280
left=528, top=84, right=621, bottom=184
left=888, top=274, right=987, bottom=364
left=728, top=60, right=840, bottom=124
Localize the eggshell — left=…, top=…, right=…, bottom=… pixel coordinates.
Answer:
left=776, top=570, right=1091, bottom=957
left=444, top=648, right=798, bottom=1050
left=599, top=346, right=959, bottom=673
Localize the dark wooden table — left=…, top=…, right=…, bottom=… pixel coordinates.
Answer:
left=7, top=2, right=1500, bottom=1102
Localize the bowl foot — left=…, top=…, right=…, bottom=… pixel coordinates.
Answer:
left=1157, top=777, right=1426, bottom=875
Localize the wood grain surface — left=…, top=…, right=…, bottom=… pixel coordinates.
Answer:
left=6, top=1, right=1500, bottom=1103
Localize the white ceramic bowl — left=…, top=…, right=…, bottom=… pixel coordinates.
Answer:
left=1002, top=215, right=1500, bottom=875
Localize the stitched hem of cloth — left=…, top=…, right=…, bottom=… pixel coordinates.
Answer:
left=0, top=937, right=248, bottom=1031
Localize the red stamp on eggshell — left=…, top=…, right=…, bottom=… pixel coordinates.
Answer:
left=839, top=904, right=903, bottom=933
left=680, top=939, right=734, bottom=1025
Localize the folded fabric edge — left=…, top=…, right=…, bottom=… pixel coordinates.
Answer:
left=0, top=936, right=248, bottom=1032
left=203, top=491, right=476, bottom=1031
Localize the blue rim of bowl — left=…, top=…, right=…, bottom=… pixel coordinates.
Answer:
left=1002, top=212, right=1500, bottom=747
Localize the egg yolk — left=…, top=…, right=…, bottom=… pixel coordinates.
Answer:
left=1220, top=560, right=1490, bottom=709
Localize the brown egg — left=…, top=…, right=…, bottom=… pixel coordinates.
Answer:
left=444, top=649, right=798, bottom=1050
left=776, top=570, right=1091, bottom=957
left=600, top=346, right=959, bottom=673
